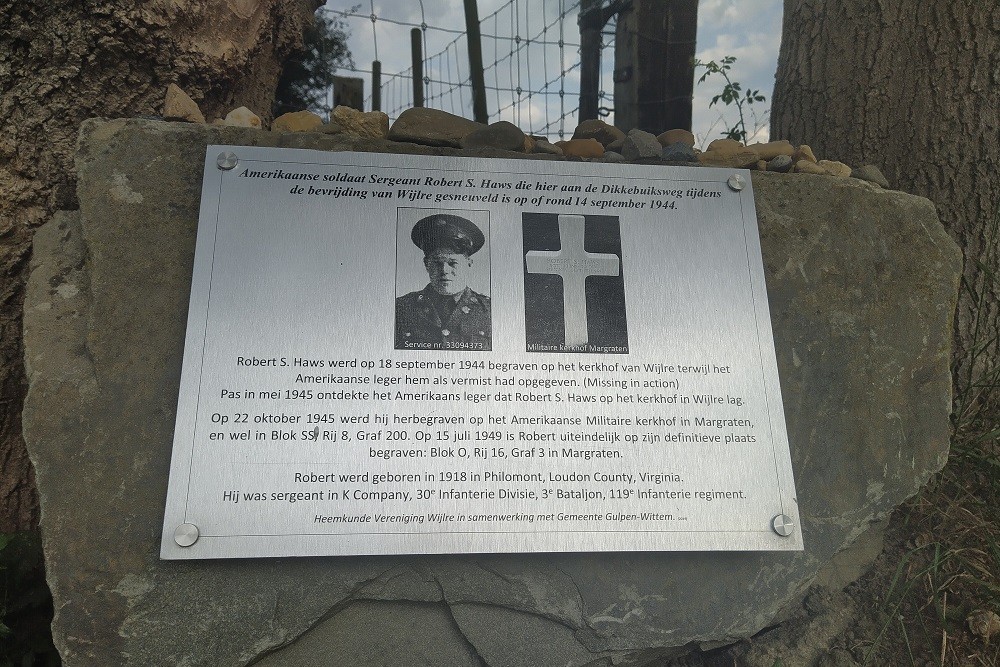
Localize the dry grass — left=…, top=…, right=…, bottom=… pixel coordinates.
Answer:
left=860, top=208, right=1000, bottom=666
left=850, top=423, right=1000, bottom=666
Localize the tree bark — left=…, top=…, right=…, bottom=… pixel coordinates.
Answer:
left=0, top=0, right=320, bottom=531
left=772, top=1, right=1000, bottom=418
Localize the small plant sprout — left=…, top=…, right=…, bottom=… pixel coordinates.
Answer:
left=694, top=55, right=767, bottom=144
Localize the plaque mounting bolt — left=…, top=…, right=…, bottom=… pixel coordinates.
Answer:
left=174, top=523, right=200, bottom=547
left=216, top=152, right=239, bottom=170
left=727, top=174, right=746, bottom=192
left=771, top=514, right=795, bottom=537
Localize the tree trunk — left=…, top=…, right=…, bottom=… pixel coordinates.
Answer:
left=772, top=1, right=1000, bottom=421
left=0, top=0, right=320, bottom=531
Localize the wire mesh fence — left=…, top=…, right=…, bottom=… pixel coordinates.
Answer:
left=322, top=0, right=617, bottom=140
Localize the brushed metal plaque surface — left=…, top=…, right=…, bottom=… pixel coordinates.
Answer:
left=160, top=147, right=802, bottom=559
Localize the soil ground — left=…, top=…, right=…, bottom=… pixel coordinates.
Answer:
left=828, top=429, right=1000, bottom=667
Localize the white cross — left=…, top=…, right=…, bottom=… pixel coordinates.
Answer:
left=525, top=215, right=620, bottom=347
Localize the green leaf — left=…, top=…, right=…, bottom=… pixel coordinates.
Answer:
left=274, top=10, right=354, bottom=117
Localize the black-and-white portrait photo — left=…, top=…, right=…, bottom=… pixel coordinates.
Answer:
left=522, top=212, right=628, bottom=354
left=395, top=208, right=492, bottom=351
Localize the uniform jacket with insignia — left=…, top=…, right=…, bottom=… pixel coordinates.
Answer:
left=395, top=286, right=492, bottom=351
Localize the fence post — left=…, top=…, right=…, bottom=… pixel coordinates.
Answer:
left=372, top=60, right=382, bottom=112
left=662, top=0, right=698, bottom=132
left=614, top=0, right=697, bottom=133
left=578, top=0, right=602, bottom=122
left=411, top=29, right=425, bottom=107
left=462, top=0, right=489, bottom=123
left=332, top=76, right=365, bottom=112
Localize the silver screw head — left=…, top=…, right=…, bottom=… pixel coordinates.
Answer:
left=174, top=523, right=200, bottom=547
left=216, top=152, right=239, bottom=170
left=727, top=173, right=746, bottom=191
left=771, top=514, right=795, bottom=537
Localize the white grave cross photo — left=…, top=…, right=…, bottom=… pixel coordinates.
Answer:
left=525, top=214, right=620, bottom=346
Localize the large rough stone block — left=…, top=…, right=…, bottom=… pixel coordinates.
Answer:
left=23, top=119, right=961, bottom=666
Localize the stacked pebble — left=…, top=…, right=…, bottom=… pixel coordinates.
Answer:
left=160, top=85, right=891, bottom=189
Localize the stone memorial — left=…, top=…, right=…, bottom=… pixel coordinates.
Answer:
left=159, top=145, right=800, bottom=559
left=23, top=118, right=960, bottom=665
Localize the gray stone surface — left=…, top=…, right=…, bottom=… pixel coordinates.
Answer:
left=23, top=119, right=962, bottom=667
left=606, top=137, right=625, bottom=153
left=571, top=119, right=625, bottom=147
left=460, top=120, right=526, bottom=152
left=661, top=141, right=697, bottom=163
left=254, top=601, right=483, bottom=667
left=388, top=107, right=485, bottom=147
left=736, top=588, right=859, bottom=667
left=768, top=154, right=794, bottom=173
left=532, top=139, right=563, bottom=156
left=621, top=128, right=662, bottom=161
left=852, top=164, right=890, bottom=188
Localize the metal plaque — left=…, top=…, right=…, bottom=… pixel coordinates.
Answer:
left=160, top=146, right=802, bottom=559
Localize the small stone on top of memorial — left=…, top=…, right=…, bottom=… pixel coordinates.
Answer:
left=794, top=159, right=827, bottom=174
left=572, top=119, right=626, bottom=147
left=388, top=107, right=484, bottom=147
left=657, top=128, right=695, bottom=147
left=793, top=144, right=818, bottom=163
left=162, top=83, right=205, bottom=124
left=223, top=106, right=262, bottom=129
left=768, top=154, right=794, bottom=173
left=317, top=121, right=345, bottom=135
left=555, top=138, right=604, bottom=159
left=707, top=137, right=745, bottom=152
left=272, top=110, right=323, bottom=133
left=532, top=140, right=563, bottom=156
left=622, top=128, right=663, bottom=161
left=605, top=137, right=625, bottom=153
left=332, top=106, right=389, bottom=139
left=818, top=160, right=853, bottom=178
left=460, top=121, right=527, bottom=152
left=747, top=139, right=795, bottom=160
left=601, top=151, right=625, bottom=163
left=697, top=146, right=760, bottom=168
left=852, top=164, right=890, bottom=188
left=662, top=142, right=697, bottom=162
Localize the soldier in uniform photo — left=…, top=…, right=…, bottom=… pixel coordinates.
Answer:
left=395, top=213, right=492, bottom=351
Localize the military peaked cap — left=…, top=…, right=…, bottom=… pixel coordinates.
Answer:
left=411, top=214, right=485, bottom=256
